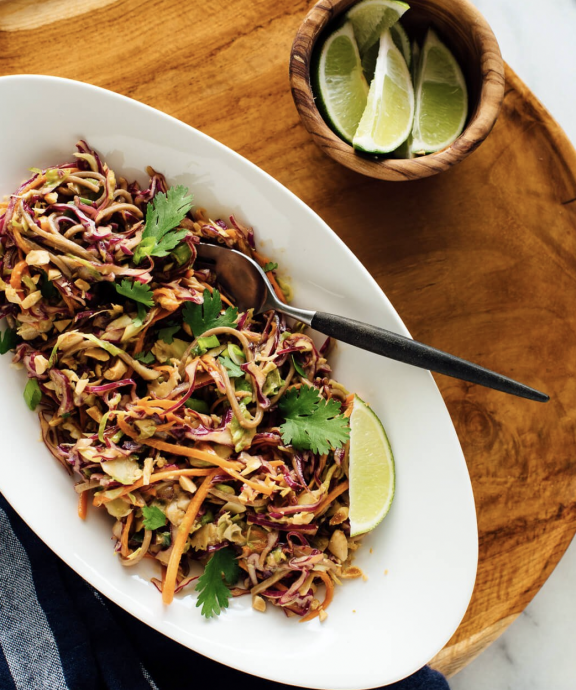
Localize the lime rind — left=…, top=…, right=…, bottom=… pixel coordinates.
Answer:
left=347, top=0, right=410, bottom=55
left=349, top=394, right=395, bottom=537
left=353, top=28, right=415, bottom=154
left=390, top=22, right=411, bottom=67
left=316, top=22, right=369, bottom=144
left=410, top=28, right=468, bottom=154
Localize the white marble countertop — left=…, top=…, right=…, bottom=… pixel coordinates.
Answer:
left=450, top=2, right=576, bottom=689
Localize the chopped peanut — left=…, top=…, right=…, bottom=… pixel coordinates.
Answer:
left=329, top=505, right=349, bottom=525
left=84, top=347, right=110, bottom=361
left=328, top=529, right=348, bottom=562
left=179, top=476, right=198, bottom=494
left=252, top=595, right=266, bottom=613
left=340, top=566, right=363, bottom=579
left=104, top=358, right=128, bottom=380
left=74, top=278, right=91, bottom=292
left=86, top=406, right=103, bottom=423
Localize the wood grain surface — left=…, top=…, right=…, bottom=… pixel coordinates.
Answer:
left=2, top=0, right=576, bottom=679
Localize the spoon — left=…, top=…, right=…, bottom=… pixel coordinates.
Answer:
left=195, top=243, right=549, bottom=403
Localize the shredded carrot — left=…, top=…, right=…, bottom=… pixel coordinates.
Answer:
left=78, top=491, right=88, bottom=520
left=343, top=394, right=355, bottom=418
left=252, top=250, right=287, bottom=303
left=120, top=511, right=134, bottom=558
left=153, top=365, right=175, bottom=374
left=299, top=572, right=334, bottom=622
left=314, top=480, right=349, bottom=515
left=153, top=420, right=177, bottom=433
left=163, top=469, right=219, bottom=604
left=93, top=468, right=213, bottom=506
left=117, top=416, right=241, bottom=470
left=267, top=272, right=287, bottom=304
left=10, top=260, right=28, bottom=290
left=133, top=396, right=176, bottom=410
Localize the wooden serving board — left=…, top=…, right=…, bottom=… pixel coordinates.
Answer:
left=2, top=0, right=576, bottom=678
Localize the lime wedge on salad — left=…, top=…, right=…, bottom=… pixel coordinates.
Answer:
left=347, top=0, right=410, bottom=55
left=410, top=28, right=468, bottom=154
left=348, top=395, right=395, bottom=537
left=353, top=28, right=414, bottom=154
left=316, top=22, right=369, bottom=144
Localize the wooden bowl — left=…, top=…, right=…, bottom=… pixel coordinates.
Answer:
left=289, top=0, right=506, bottom=181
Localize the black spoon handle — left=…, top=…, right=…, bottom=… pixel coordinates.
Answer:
left=310, top=312, right=549, bottom=403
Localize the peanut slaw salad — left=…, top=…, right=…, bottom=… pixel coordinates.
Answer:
left=0, top=142, right=366, bottom=621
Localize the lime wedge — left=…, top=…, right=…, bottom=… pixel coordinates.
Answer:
left=391, top=22, right=411, bottom=67
left=410, top=28, right=468, bottom=154
left=362, top=22, right=411, bottom=101
left=361, top=41, right=380, bottom=84
left=348, top=395, right=395, bottom=537
left=353, top=28, right=414, bottom=154
left=347, top=0, right=410, bottom=55
left=316, top=22, right=368, bottom=144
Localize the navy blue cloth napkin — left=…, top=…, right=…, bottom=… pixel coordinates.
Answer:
left=0, top=495, right=449, bottom=690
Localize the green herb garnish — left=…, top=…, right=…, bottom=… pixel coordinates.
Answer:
left=279, top=386, right=350, bottom=455
left=292, top=355, right=307, bottom=377
left=142, top=505, right=167, bottom=530
left=195, top=547, right=240, bottom=618
left=262, top=261, right=278, bottom=272
left=184, top=397, right=210, bottom=414
left=114, top=279, right=154, bottom=307
left=24, top=378, right=42, bottom=411
left=134, top=351, right=155, bottom=364
left=183, top=289, right=238, bottom=337
left=133, top=185, right=193, bottom=264
left=218, top=355, right=244, bottom=378
left=134, top=302, right=148, bottom=327
left=196, top=335, right=220, bottom=353
left=158, top=323, right=180, bottom=344
left=0, top=328, right=18, bottom=355
left=39, top=272, right=58, bottom=300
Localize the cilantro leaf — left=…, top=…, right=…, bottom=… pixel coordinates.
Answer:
left=262, top=261, right=278, bottom=272
left=158, top=323, right=180, bottom=344
left=183, top=289, right=238, bottom=337
left=142, top=505, right=167, bottom=530
left=39, top=271, right=58, bottom=300
left=133, top=185, right=193, bottom=264
left=195, top=547, right=240, bottom=618
left=134, top=302, right=148, bottom=327
left=135, top=351, right=155, bottom=364
left=185, top=397, right=210, bottom=414
left=114, top=279, right=154, bottom=307
left=279, top=387, right=350, bottom=455
left=292, top=354, right=307, bottom=377
left=24, top=378, right=42, bottom=411
left=0, top=328, right=18, bottom=355
left=218, top=355, right=244, bottom=378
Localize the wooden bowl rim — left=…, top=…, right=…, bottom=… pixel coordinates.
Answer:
left=289, top=0, right=506, bottom=181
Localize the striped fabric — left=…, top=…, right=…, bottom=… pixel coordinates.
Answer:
left=0, top=496, right=449, bottom=690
